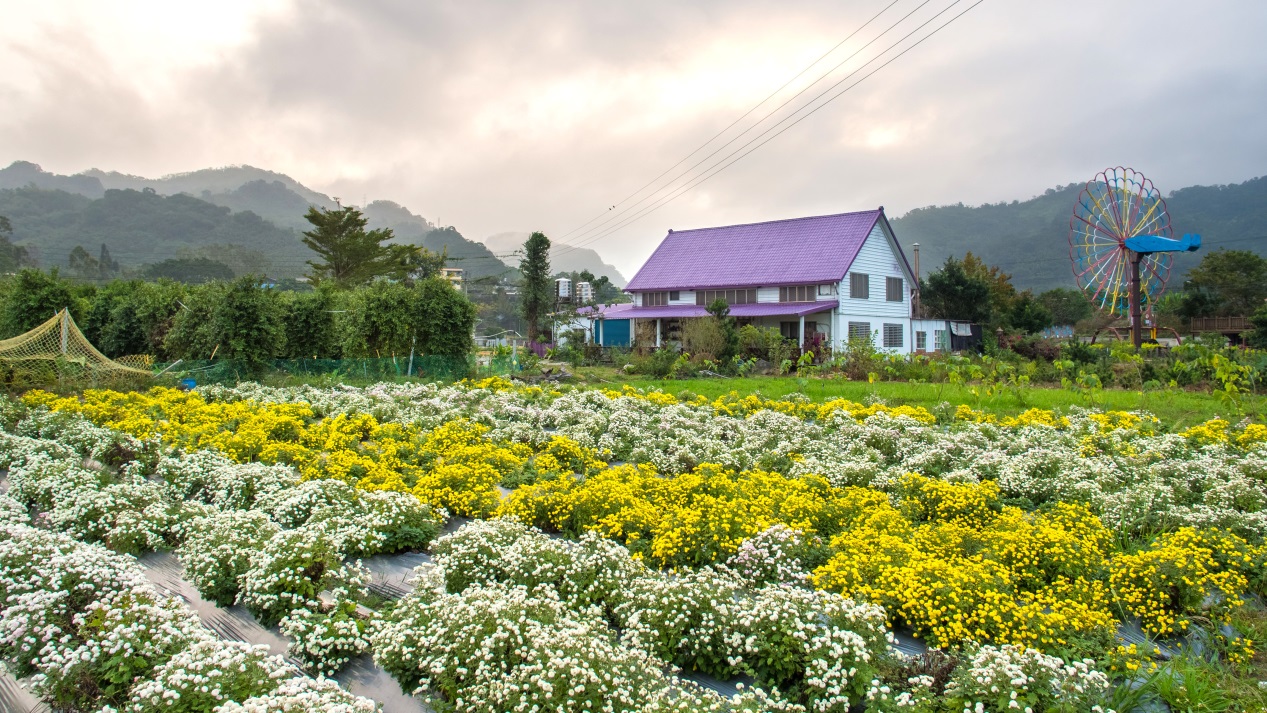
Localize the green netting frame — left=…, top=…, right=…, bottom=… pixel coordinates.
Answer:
left=0, top=309, right=153, bottom=389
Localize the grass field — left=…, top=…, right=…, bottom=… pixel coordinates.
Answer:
left=570, top=366, right=1264, bottom=428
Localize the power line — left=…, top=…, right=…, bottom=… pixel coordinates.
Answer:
left=562, top=0, right=986, bottom=254
left=556, top=0, right=942, bottom=255
left=554, top=0, right=908, bottom=244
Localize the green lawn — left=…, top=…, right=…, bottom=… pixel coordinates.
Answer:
left=570, top=367, right=1262, bottom=429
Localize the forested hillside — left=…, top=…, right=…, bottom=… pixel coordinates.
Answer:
left=0, top=186, right=309, bottom=276
left=891, top=175, right=1267, bottom=291
left=0, top=162, right=522, bottom=281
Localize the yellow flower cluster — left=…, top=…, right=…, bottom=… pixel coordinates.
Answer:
left=1239, top=423, right=1267, bottom=449
left=499, top=463, right=837, bottom=567
left=1000, top=408, right=1071, bottom=429
left=1108, top=528, right=1264, bottom=636
left=1180, top=418, right=1230, bottom=447
left=24, top=387, right=600, bottom=519
left=706, top=391, right=937, bottom=424
left=814, top=487, right=1118, bottom=650
left=1102, top=643, right=1161, bottom=676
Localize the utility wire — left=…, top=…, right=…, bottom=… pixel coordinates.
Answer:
left=556, top=0, right=940, bottom=254
left=562, top=0, right=985, bottom=253
left=555, top=0, right=908, bottom=244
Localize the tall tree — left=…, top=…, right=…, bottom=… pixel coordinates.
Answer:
left=68, top=246, right=100, bottom=280
left=519, top=231, right=552, bottom=342
left=961, top=252, right=1018, bottom=317
left=302, top=204, right=401, bottom=287
left=706, top=298, right=739, bottom=362
left=920, top=256, right=994, bottom=325
left=1182, top=249, right=1267, bottom=316
left=1006, top=290, right=1054, bottom=334
left=0, top=215, right=30, bottom=273
left=97, top=244, right=120, bottom=280
left=1037, top=287, right=1092, bottom=326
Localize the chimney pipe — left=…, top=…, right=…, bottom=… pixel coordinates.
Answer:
left=912, top=243, right=921, bottom=318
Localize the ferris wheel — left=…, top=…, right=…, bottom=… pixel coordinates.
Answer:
left=1068, top=167, right=1200, bottom=346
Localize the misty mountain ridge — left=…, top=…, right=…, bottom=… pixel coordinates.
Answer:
left=0, top=161, right=525, bottom=282
left=889, top=174, right=1267, bottom=292
left=1, top=160, right=1261, bottom=292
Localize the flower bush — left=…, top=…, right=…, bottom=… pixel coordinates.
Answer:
left=0, top=521, right=374, bottom=712
left=214, top=676, right=380, bottom=712
left=371, top=580, right=668, bottom=712
left=278, top=600, right=369, bottom=677
left=942, top=644, right=1114, bottom=713
left=238, top=526, right=368, bottom=627
left=179, top=510, right=282, bottom=606
left=125, top=640, right=290, bottom=712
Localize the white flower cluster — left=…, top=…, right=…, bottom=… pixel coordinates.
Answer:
left=179, top=509, right=282, bottom=606
left=278, top=601, right=369, bottom=678
left=214, top=675, right=379, bottom=712
left=394, top=518, right=892, bottom=712
left=237, top=526, right=370, bottom=628
left=260, top=480, right=446, bottom=557
left=6, top=449, right=176, bottom=555
left=943, top=644, right=1114, bottom=713
left=725, top=524, right=813, bottom=586
left=156, top=451, right=300, bottom=511
left=12, top=405, right=155, bottom=468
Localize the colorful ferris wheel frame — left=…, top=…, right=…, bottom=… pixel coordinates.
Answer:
left=1068, top=167, right=1173, bottom=320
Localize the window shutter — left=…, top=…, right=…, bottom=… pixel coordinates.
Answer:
left=886, top=277, right=903, bottom=302
left=883, top=323, right=903, bottom=348
left=850, top=273, right=869, bottom=299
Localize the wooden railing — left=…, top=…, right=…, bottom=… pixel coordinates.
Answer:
left=1190, top=316, right=1250, bottom=333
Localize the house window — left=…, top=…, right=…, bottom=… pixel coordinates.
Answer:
left=695, top=289, right=756, bottom=305
left=935, top=329, right=948, bottom=351
left=778, top=285, right=816, bottom=302
left=849, top=273, right=869, bottom=299
left=818, top=283, right=838, bottom=297
left=848, top=321, right=871, bottom=343
left=643, top=291, right=669, bottom=307
left=916, top=331, right=927, bottom=351
left=779, top=321, right=799, bottom=341
left=883, top=324, right=903, bottom=348
left=669, top=291, right=680, bottom=301
left=886, top=277, right=904, bottom=302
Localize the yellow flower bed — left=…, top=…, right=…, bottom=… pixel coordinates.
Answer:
left=814, top=486, right=1118, bottom=650
left=1108, top=528, right=1262, bottom=636
left=23, top=387, right=594, bottom=519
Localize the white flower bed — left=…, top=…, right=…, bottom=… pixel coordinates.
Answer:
left=0, top=523, right=377, bottom=712
left=204, top=382, right=1267, bottom=539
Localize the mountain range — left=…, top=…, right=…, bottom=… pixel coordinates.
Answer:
left=1, top=160, right=1262, bottom=293
left=0, top=161, right=622, bottom=284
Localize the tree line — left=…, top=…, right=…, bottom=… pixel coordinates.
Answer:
left=0, top=204, right=477, bottom=373
left=919, top=248, right=1267, bottom=344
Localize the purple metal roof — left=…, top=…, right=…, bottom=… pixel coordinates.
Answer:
left=625, top=209, right=883, bottom=291
left=603, top=302, right=835, bottom=320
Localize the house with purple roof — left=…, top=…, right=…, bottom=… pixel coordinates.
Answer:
left=592, top=207, right=936, bottom=354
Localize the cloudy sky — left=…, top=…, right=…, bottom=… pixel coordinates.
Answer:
left=2, top=0, right=1264, bottom=274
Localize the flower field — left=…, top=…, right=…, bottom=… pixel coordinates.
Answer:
left=0, top=378, right=1265, bottom=711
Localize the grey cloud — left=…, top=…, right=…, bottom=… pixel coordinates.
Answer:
left=1, top=0, right=1264, bottom=275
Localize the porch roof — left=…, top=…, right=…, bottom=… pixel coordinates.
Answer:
left=601, top=302, right=834, bottom=320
